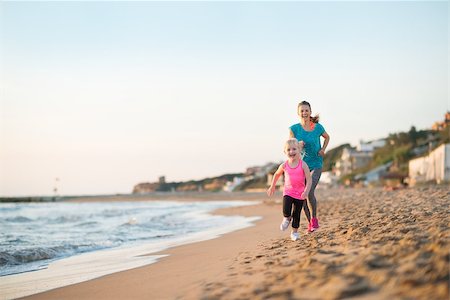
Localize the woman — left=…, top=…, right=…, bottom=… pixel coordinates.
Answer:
left=289, top=101, right=330, bottom=232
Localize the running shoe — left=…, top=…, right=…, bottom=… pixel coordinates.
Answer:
left=280, top=217, right=291, bottom=231
left=312, top=217, right=320, bottom=230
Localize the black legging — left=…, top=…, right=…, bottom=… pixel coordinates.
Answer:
left=283, top=195, right=305, bottom=229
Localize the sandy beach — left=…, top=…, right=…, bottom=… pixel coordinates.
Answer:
left=21, top=186, right=449, bottom=300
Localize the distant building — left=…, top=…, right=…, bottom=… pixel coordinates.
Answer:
left=223, top=177, right=245, bottom=192
left=357, top=139, right=386, bottom=152
left=334, top=147, right=373, bottom=177
left=132, top=182, right=159, bottom=194
left=245, top=166, right=262, bottom=181
left=246, top=162, right=277, bottom=178
left=132, top=176, right=167, bottom=194
left=318, top=171, right=338, bottom=187
left=431, top=111, right=450, bottom=131
left=409, top=143, right=450, bottom=185
left=355, top=162, right=393, bottom=184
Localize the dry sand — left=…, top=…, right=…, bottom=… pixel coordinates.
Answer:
left=23, top=186, right=449, bottom=300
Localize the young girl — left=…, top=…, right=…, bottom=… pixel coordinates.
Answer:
left=289, top=101, right=330, bottom=232
left=267, top=138, right=312, bottom=241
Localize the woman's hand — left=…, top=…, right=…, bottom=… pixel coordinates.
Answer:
left=318, top=149, right=325, bottom=157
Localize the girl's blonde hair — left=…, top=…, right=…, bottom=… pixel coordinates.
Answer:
left=284, top=138, right=305, bottom=158
left=284, top=138, right=303, bottom=151
left=298, top=101, right=320, bottom=123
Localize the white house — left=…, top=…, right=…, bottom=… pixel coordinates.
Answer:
left=223, top=177, right=245, bottom=192
left=334, top=147, right=372, bottom=177
left=319, top=171, right=338, bottom=186
left=359, top=162, right=393, bottom=184
left=409, top=143, right=450, bottom=185
left=357, top=139, right=386, bottom=152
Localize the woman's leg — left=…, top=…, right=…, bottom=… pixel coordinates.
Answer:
left=303, top=200, right=311, bottom=223
left=307, top=168, right=322, bottom=218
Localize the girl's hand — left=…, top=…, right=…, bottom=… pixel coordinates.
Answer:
left=267, top=186, right=275, bottom=196
left=301, top=191, right=308, bottom=199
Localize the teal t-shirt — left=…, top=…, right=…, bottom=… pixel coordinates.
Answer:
left=290, top=123, right=325, bottom=170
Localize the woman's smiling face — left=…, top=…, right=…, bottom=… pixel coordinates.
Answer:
left=298, top=104, right=311, bottom=120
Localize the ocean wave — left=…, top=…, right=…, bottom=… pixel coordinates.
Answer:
left=47, top=215, right=82, bottom=224
left=0, top=244, right=103, bottom=267
left=1, top=200, right=258, bottom=277
left=76, top=221, right=100, bottom=227
left=121, top=217, right=138, bottom=226
left=0, top=247, right=62, bottom=266
left=4, top=216, right=33, bottom=223
left=102, top=209, right=123, bottom=217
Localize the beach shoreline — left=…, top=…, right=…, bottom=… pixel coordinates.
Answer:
left=17, top=186, right=450, bottom=300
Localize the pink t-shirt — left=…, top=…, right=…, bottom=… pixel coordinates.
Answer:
left=283, top=160, right=306, bottom=200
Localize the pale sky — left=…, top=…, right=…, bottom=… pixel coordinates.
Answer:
left=0, top=1, right=448, bottom=196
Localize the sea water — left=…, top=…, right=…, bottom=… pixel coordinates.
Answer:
left=0, top=200, right=260, bottom=299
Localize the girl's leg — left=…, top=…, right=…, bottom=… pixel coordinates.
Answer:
left=307, top=168, right=322, bottom=218
left=281, top=196, right=294, bottom=231
left=283, top=195, right=294, bottom=218
left=291, top=199, right=304, bottom=230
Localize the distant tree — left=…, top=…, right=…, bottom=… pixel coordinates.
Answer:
left=408, top=126, right=418, bottom=146
left=438, top=127, right=450, bottom=144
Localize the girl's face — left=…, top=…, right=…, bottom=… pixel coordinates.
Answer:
left=285, top=144, right=300, bottom=160
left=298, top=105, right=311, bottom=120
